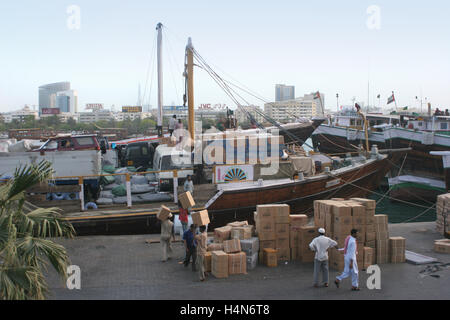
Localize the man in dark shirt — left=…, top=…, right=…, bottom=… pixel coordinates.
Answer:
left=183, top=224, right=197, bottom=271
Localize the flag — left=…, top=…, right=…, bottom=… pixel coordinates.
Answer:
left=377, top=94, right=381, bottom=99
left=314, top=91, right=321, bottom=100
left=355, top=103, right=361, bottom=111
left=387, top=93, right=395, bottom=105
left=403, top=106, right=408, bottom=110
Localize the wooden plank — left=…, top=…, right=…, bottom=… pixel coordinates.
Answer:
left=26, top=185, right=81, bottom=193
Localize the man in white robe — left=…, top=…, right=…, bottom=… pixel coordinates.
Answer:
left=335, top=229, right=360, bottom=290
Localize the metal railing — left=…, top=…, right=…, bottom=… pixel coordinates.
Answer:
left=1, top=168, right=194, bottom=212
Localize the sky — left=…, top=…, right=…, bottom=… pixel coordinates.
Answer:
left=0, top=0, right=449, bottom=113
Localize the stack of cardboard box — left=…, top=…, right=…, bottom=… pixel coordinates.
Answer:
left=374, top=214, right=389, bottom=263
left=240, top=237, right=259, bottom=270
left=298, top=226, right=317, bottom=262
left=211, top=251, right=229, bottom=278
left=289, top=214, right=308, bottom=261
left=389, top=237, right=406, bottom=263
left=436, top=193, right=450, bottom=236
left=255, top=204, right=291, bottom=263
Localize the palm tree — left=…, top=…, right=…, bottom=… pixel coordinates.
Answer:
left=0, top=160, right=75, bottom=300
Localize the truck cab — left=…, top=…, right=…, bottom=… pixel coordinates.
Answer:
left=153, top=145, right=193, bottom=190
left=119, top=141, right=157, bottom=170
left=36, top=135, right=101, bottom=152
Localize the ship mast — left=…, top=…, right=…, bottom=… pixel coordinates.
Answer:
left=186, top=38, right=195, bottom=140
left=156, top=22, right=163, bottom=137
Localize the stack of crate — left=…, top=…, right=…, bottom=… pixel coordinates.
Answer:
left=436, top=193, right=450, bottom=236
left=389, top=236, right=406, bottom=263
left=289, top=214, right=308, bottom=261
left=374, top=214, right=389, bottom=263
left=255, top=204, right=291, bottom=264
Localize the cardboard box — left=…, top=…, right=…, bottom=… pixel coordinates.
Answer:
left=214, top=226, right=232, bottom=243
left=246, top=252, right=258, bottom=270
left=277, top=247, right=290, bottom=261
left=374, top=214, right=388, bottom=226
left=256, top=205, right=276, bottom=220
left=272, top=204, right=290, bottom=224
left=366, top=224, right=375, bottom=233
left=204, top=251, right=212, bottom=272
left=366, top=231, right=376, bottom=242
left=289, top=214, right=308, bottom=226
left=329, top=250, right=345, bottom=270
left=179, top=191, right=195, bottom=209
left=354, top=225, right=366, bottom=243
left=365, top=240, right=376, bottom=248
left=256, top=218, right=276, bottom=233
left=231, top=226, right=252, bottom=240
left=275, top=223, right=290, bottom=238
left=434, top=239, right=450, bottom=254
left=314, top=200, right=335, bottom=228
left=290, top=226, right=301, bottom=248
left=333, top=233, right=349, bottom=247
left=290, top=247, right=300, bottom=261
left=211, top=250, right=229, bottom=278
left=227, top=221, right=248, bottom=228
left=350, top=198, right=376, bottom=209
left=300, top=225, right=317, bottom=243
left=300, top=249, right=315, bottom=263
left=366, top=214, right=375, bottom=225
left=240, top=237, right=259, bottom=256
left=191, top=210, right=210, bottom=226
left=228, top=252, right=247, bottom=275
left=389, top=237, right=406, bottom=249
left=259, top=240, right=276, bottom=251
left=375, top=239, right=389, bottom=264
left=157, top=205, right=171, bottom=221
left=276, top=237, right=290, bottom=249
left=223, top=238, right=241, bottom=253
left=263, top=248, right=278, bottom=267
left=363, top=247, right=374, bottom=269
left=207, top=243, right=224, bottom=251
left=376, top=231, right=389, bottom=241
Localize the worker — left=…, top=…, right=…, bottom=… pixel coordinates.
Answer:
left=309, top=228, right=337, bottom=288
left=160, top=213, right=175, bottom=262
left=195, top=225, right=208, bottom=281
left=178, top=201, right=189, bottom=265
left=183, top=224, right=197, bottom=271
left=169, top=115, right=177, bottom=136
left=335, top=229, right=360, bottom=291
left=184, top=175, right=194, bottom=194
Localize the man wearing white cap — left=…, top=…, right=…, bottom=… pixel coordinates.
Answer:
left=309, top=228, right=338, bottom=288
left=160, top=213, right=175, bottom=262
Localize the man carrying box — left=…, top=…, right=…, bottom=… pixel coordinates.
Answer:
left=160, top=213, right=175, bottom=262
left=335, top=229, right=360, bottom=291
left=195, top=225, right=208, bottom=282
left=309, top=228, right=338, bottom=288
left=183, top=224, right=197, bottom=271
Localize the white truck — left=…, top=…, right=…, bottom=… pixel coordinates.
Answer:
left=153, top=145, right=194, bottom=191
left=0, top=135, right=103, bottom=197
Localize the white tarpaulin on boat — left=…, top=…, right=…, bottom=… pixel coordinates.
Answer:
left=290, top=156, right=315, bottom=176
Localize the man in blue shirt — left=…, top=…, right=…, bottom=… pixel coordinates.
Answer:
left=183, top=224, right=197, bottom=271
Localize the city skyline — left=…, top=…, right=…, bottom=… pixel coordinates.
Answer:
left=1, top=0, right=449, bottom=113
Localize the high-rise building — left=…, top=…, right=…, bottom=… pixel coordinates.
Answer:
left=275, top=84, right=295, bottom=102
left=38, top=82, right=70, bottom=114
left=264, top=93, right=325, bottom=122
left=56, top=90, right=78, bottom=114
